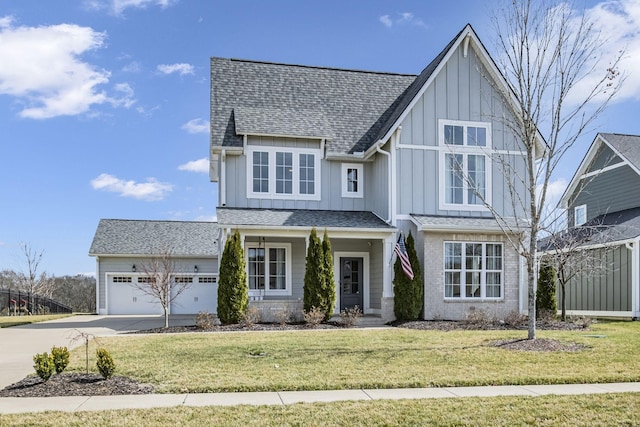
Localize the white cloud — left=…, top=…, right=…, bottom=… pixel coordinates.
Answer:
left=157, top=63, right=194, bottom=76
left=379, top=12, right=427, bottom=29
left=0, top=17, right=135, bottom=119
left=181, top=118, right=209, bottom=134
left=85, top=0, right=178, bottom=16
left=122, top=61, right=141, bottom=73
left=178, top=158, right=209, bottom=173
left=90, top=173, right=173, bottom=201
left=563, top=0, right=640, bottom=105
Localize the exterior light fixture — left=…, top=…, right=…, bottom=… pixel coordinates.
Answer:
left=132, top=264, right=136, bottom=272
left=194, top=265, right=198, bottom=273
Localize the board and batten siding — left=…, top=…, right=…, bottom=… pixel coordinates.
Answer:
left=586, top=143, right=622, bottom=173
left=97, top=257, right=217, bottom=310
left=559, top=245, right=632, bottom=312
left=568, top=165, right=640, bottom=223
left=223, top=135, right=389, bottom=217
left=395, top=43, right=526, bottom=218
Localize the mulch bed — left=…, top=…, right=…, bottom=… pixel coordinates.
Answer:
left=0, top=319, right=592, bottom=398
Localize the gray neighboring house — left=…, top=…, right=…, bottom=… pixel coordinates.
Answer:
left=211, top=24, right=541, bottom=321
left=544, top=133, right=640, bottom=318
left=89, top=219, right=218, bottom=315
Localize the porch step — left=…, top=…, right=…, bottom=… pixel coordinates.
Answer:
left=330, top=315, right=389, bottom=328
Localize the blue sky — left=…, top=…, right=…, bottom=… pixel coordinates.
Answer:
left=0, top=0, right=639, bottom=277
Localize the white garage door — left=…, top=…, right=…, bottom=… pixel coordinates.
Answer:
left=170, top=276, right=218, bottom=314
left=107, top=276, right=162, bottom=315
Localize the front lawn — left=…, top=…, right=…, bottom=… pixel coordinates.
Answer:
left=3, top=393, right=640, bottom=426
left=68, top=321, right=640, bottom=393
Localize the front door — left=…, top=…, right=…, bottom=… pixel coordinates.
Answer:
left=340, top=257, right=363, bottom=310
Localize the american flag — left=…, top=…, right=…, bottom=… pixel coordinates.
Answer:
left=394, top=234, right=414, bottom=280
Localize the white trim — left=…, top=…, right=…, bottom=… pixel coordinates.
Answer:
left=239, top=131, right=330, bottom=141
left=333, top=251, right=370, bottom=315
left=220, top=149, right=226, bottom=206
left=396, top=143, right=523, bottom=157
left=341, top=163, right=364, bottom=198
left=631, top=238, right=640, bottom=318
left=246, top=146, right=322, bottom=201
left=574, top=204, right=587, bottom=226
left=442, top=241, right=504, bottom=301
left=244, top=242, right=293, bottom=297
left=559, top=310, right=633, bottom=318
left=581, top=161, right=626, bottom=179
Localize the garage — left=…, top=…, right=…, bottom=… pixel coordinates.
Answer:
left=107, top=275, right=162, bottom=315
left=170, top=276, right=218, bottom=314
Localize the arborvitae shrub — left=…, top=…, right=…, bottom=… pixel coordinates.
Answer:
left=51, top=346, right=70, bottom=374
left=321, top=230, right=337, bottom=321
left=303, top=228, right=326, bottom=317
left=537, top=259, right=558, bottom=319
left=393, top=232, right=423, bottom=320
left=217, top=230, right=248, bottom=324
left=33, top=352, right=55, bottom=382
left=96, top=348, right=116, bottom=379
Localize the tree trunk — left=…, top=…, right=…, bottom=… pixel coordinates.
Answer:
left=527, top=259, right=536, bottom=340
left=561, top=283, right=566, bottom=322
left=163, top=307, right=169, bottom=329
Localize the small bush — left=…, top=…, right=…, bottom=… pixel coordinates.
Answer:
left=96, top=348, right=116, bottom=379
left=303, top=306, right=325, bottom=328
left=241, top=306, right=261, bottom=327
left=339, top=305, right=363, bottom=328
left=33, top=352, right=55, bottom=382
left=464, top=309, right=493, bottom=329
left=537, top=309, right=558, bottom=323
left=273, top=307, right=292, bottom=326
left=537, top=259, right=558, bottom=317
left=503, top=310, right=527, bottom=327
left=51, top=346, right=70, bottom=374
left=195, top=311, right=215, bottom=330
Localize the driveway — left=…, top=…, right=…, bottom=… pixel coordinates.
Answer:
left=0, top=315, right=195, bottom=389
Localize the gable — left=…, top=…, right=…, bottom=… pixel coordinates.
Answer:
left=586, top=143, right=623, bottom=173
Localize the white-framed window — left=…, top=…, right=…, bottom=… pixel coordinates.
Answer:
left=247, top=147, right=321, bottom=200
left=444, top=242, right=503, bottom=299
left=112, top=276, right=132, bottom=283
left=341, top=163, right=363, bottom=198
left=246, top=242, right=292, bottom=296
left=439, top=119, right=492, bottom=211
left=574, top=204, right=587, bottom=226
left=198, top=276, right=217, bottom=284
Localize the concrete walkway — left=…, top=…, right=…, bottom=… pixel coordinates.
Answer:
left=1, top=382, right=640, bottom=414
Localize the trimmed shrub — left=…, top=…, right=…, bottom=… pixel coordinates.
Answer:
left=393, top=232, right=423, bottom=321
left=33, top=352, right=55, bottom=382
left=303, top=228, right=327, bottom=317
left=321, top=230, right=337, bottom=321
left=51, top=346, right=70, bottom=374
left=339, top=305, right=362, bottom=328
left=217, top=230, right=248, bottom=324
left=96, top=348, right=116, bottom=379
left=303, top=307, right=325, bottom=328
left=537, top=258, right=558, bottom=319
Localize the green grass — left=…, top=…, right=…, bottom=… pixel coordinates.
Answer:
left=2, top=393, right=640, bottom=426
left=69, top=321, right=640, bottom=393
left=0, top=314, right=73, bottom=328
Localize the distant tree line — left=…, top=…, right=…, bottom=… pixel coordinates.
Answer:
left=0, top=270, right=95, bottom=313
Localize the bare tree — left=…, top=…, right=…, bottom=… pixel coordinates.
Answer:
left=18, top=242, right=57, bottom=310
left=480, top=0, right=624, bottom=339
left=134, top=247, right=192, bottom=328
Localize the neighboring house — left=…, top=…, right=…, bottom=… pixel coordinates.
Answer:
left=211, top=24, right=539, bottom=321
left=89, top=219, right=218, bottom=315
left=541, top=133, right=640, bottom=318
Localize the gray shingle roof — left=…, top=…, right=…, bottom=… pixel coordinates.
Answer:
left=600, top=133, right=640, bottom=171
left=411, top=214, right=526, bottom=231
left=217, top=208, right=394, bottom=229
left=211, top=58, right=416, bottom=156
left=89, top=219, right=218, bottom=257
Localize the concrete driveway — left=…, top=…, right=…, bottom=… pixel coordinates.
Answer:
left=0, top=314, right=195, bottom=389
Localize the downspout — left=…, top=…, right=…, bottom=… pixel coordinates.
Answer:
left=375, top=125, right=401, bottom=225
left=375, top=144, right=391, bottom=223
left=220, top=149, right=226, bottom=206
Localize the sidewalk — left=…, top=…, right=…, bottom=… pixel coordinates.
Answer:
left=1, top=382, right=640, bottom=414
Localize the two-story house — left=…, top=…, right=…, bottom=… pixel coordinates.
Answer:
left=212, top=24, right=537, bottom=322
left=546, top=133, right=640, bottom=318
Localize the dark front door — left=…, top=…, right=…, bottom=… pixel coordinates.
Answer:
left=340, top=257, right=363, bottom=310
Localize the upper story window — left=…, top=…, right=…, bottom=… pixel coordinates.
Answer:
left=342, top=163, right=363, bottom=198
left=247, top=147, right=321, bottom=200
left=439, top=120, right=492, bottom=211
left=574, top=204, right=587, bottom=226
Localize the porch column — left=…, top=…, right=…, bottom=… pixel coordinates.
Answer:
left=383, top=235, right=395, bottom=298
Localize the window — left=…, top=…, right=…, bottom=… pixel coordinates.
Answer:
left=112, top=276, right=132, bottom=283
left=341, top=163, right=363, bottom=198
left=439, top=120, right=491, bottom=210
left=199, top=276, right=217, bottom=284
left=247, top=243, right=292, bottom=295
left=174, top=276, right=193, bottom=284
left=574, top=205, right=587, bottom=226
left=444, top=242, right=503, bottom=299
left=247, top=147, right=321, bottom=200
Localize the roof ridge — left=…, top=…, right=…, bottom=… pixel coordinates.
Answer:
left=100, top=218, right=217, bottom=224
left=211, top=56, right=416, bottom=77
left=600, top=132, right=640, bottom=138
